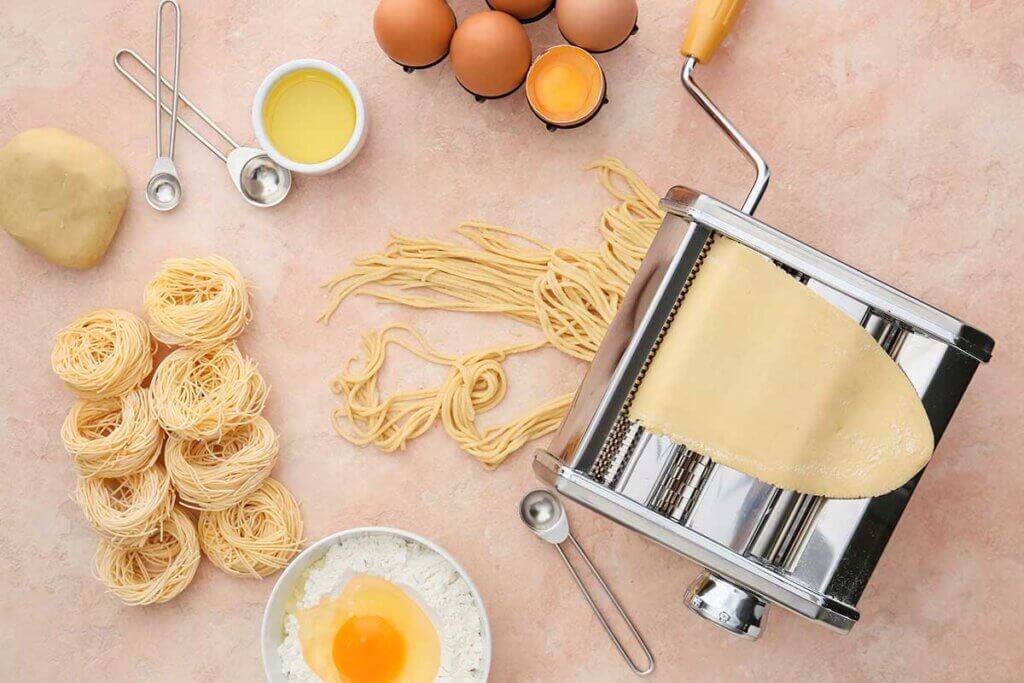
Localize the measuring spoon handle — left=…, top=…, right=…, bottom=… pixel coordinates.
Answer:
left=554, top=533, right=655, bottom=676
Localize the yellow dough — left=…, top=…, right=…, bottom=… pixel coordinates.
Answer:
left=0, top=128, right=128, bottom=269
left=628, top=238, right=934, bottom=499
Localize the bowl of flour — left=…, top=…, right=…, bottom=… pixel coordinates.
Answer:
left=261, top=527, right=491, bottom=682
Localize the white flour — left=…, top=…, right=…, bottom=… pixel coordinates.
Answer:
left=278, top=533, right=486, bottom=682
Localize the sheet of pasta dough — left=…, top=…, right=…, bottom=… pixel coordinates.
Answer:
left=628, top=237, right=934, bottom=499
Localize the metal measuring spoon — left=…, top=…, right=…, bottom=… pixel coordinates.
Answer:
left=520, top=490, right=655, bottom=676
left=146, top=0, right=183, bottom=211
left=115, top=49, right=292, bottom=208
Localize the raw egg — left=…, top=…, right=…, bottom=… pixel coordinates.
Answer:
left=556, top=0, right=638, bottom=53
left=486, top=0, right=554, bottom=23
left=297, top=574, right=441, bottom=683
left=526, top=45, right=607, bottom=129
left=450, top=11, right=532, bottom=99
left=373, top=0, right=457, bottom=71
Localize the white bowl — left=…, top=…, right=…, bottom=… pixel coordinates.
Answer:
left=260, top=526, right=492, bottom=682
left=251, top=59, right=367, bottom=176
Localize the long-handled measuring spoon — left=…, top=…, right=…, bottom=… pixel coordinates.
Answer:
left=519, top=489, right=655, bottom=676
left=115, top=49, right=292, bottom=208
left=146, top=0, right=183, bottom=211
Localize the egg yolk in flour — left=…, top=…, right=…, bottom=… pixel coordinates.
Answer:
left=334, top=615, right=405, bottom=682
left=297, top=574, right=440, bottom=683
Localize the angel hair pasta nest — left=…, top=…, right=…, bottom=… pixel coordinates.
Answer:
left=198, top=477, right=302, bottom=578
left=61, top=388, right=164, bottom=479
left=51, top=308, right=155, bottom=399
left=165, top=416, right=279, bottom=511
left=76, top=464, right=175, bottom=548
left=144, top=255, right=252, bottom=347
left=94, top=506, right=201, bottom=605
left=150, top=342, right=268, bottom=441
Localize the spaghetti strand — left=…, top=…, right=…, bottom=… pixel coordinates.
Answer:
left=323, top=158, right=662, bottom=468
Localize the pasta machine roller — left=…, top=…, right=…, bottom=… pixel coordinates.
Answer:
left=532, top=0, right=994, bottom=640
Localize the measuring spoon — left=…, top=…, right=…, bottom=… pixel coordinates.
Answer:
left=115, top=49, right=292, bottom=208
left=146, top=0, right=182, bottom=211
left=519, top=489, right=655, bottom=676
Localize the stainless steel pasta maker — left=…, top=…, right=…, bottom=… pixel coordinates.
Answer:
left=532, top=0, right=994, bottom=640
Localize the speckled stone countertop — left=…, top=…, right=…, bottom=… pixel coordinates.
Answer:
left=1, top=0, right=1022, bottom=680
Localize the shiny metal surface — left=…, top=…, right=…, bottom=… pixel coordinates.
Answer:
left=145, top=157, right=180, bottom=212
left=612, top=430, right=679, bottom=504
left=653, top=448, right=710, bottom=521
left=686, top=466, right=779, bottom=552
left=233, top=149, right=292, bottom=208
left=519, top=490, right=655, bottom=676
left=681, top=56, right=770, bottom=214
left=115, top=49, right=292, bottom=208
left=533, top=450, right=860, bottom=632
left=145, top=0, right=182, bottom=212
left=660, top=188, right=994, bottom=362
left=532, top=183, right=992, bottom=636
left=520, top=488, right=567, bottom=543
left=686, top=573, right=768, bottom=640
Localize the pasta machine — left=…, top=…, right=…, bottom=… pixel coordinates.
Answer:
left=532, top=0, right=994, bottom=639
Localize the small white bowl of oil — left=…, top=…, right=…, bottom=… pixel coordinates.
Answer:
left=252, top=58, right=367, bottom=175
left=261, top=526, right=492, bottom=682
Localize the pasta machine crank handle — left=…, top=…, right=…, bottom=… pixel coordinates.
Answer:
left=680, top=0, right=768, bottom=216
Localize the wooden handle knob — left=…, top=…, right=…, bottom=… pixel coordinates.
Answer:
left=681, top=0, right=748, bottom=63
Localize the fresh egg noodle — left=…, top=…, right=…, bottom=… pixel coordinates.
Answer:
left=51, top=308, right=156, bottom=399
left=76, top=464, right=175, bottom=548
left=94, top=506, right=201, bottom=606
left=151, top=342, right=268, bottom=441
left=322, top=158, right=662, bottom=467
left=143, top=255, right=252, bottom=347
left=198, top=477, right=303, bottom=579
left=332, top=324, right=573, bottom=469
left=320, top=158, right=661, bottom=363
left=165, top=416, right=279, bottom=511
left=60, top=388, right=164, bottom=479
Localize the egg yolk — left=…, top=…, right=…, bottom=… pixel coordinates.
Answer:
left=526, top=45, right=604, bottom=125
left=333, top=615, right=406, bottom=683
left=534, top=63, right=589, bottom=115
left=296, top=573, right=440, bottom=683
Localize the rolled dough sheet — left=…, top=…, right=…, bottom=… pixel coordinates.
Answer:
left=628, top=237, right=934, bottom=499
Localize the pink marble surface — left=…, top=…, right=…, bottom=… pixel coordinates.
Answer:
left=2, top=0, right=1023, bottom=680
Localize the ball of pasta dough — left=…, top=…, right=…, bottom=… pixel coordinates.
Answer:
left=0, top=128, right=129, bottom=269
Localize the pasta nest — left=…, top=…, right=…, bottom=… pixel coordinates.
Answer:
left=94, top=506, right=201, bottom=605
left=150, top=342, right=268, bottom=441
left=60, top=388, right=164, bottom=479
left=144, top=255, right=251, bottom=347
left=51, top=308, right=155, bottom=399
left=76, top=464, right=175, bottom=548
left=165, top=416, right=279, bottom=511
left=198, top=477, right=302, bottom=578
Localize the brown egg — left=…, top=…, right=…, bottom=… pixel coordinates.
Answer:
left=486, top=0, right=554, bottom=23
left=450, top=11, right=532, bottom=98
left=373, top=0, right=457, bottom=69
left=556, top=0, right=638, bottom=53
